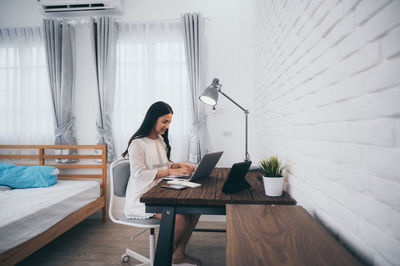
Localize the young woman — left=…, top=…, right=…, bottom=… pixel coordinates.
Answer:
left=122, top=101, right=201, bottom=265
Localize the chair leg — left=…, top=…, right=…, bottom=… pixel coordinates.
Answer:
left=149, top=228, right=156, bottom=263
left=125, top=248, right=152, bottom=265
left=121, top=228, right=157, bottom=266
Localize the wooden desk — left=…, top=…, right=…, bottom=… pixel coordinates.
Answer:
left=226, top=205, right=362, bottom=266
left=140, top=168, right=296, bottom=266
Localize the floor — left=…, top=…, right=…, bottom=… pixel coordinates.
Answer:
left=17, top=219, right=226, bottom=266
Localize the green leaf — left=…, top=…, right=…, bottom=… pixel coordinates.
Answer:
left=258, top=155, right=285, bottom=177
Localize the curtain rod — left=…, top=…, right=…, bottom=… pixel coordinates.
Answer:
left=115, top=17, right=180, bottom=23
left=44, top=17, right=179, bottom=25
left=44, top=15, right=209, bottom=25
left=115, top=16, right=209, bottom=24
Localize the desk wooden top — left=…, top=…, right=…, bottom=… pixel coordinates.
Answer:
left=226, top=205, right=363, bottom=266
left=140, top=168, right=296, bottom=206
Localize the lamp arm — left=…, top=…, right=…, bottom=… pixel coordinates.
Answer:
left=217, top=88, right=249, bottom=114
left=217, top=87, right=250, bottom=161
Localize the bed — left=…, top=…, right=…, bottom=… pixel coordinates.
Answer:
left=0, top=145, right=107, bottom=266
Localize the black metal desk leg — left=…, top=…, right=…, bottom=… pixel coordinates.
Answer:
left=154, top=206, right=176, bottom=266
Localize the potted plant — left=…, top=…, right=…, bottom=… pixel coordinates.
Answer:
left=259, top=155, right=285, bottom=196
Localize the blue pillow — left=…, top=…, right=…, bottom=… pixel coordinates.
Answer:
left=0, top=162, right=58, bottom=189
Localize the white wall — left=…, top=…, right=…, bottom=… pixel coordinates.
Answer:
left=253, top=0, right=400, bottom=265
left=0, top=0, right=40, bottom=27
left=0, top=0, right=255, bottom=167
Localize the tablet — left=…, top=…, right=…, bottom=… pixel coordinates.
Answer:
left=222, top=161, right=252, bottom=194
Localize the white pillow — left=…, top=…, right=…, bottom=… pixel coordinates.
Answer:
left=51, top=168, right=60, bottom=176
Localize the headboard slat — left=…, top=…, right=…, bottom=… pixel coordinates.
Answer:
left=0, top=145, right=104, bottom=149
left=43, top=155, right=103, bottom=159
left=0, top=155, right=39, bottom=159
left=14, top=164, right=103, bottom=169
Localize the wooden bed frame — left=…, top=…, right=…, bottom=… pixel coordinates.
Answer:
left=0, top=145, right=107, bottom=266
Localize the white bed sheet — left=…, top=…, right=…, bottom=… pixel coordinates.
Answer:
left=0, top=180, right=100, bottom=253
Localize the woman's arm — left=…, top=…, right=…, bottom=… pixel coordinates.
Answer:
left=155, top=168, right=169, bottom=179
left=128, top=140, right=160, bottom=190
left=155, top=167, right=191, bottom=179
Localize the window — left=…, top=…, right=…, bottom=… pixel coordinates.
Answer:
left=0, top=27, right=54, bottom=145
left=113, top=21, right=192, bottom=161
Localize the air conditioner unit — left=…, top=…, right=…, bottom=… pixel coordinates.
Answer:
left=37, top=0, right=124, bottom=16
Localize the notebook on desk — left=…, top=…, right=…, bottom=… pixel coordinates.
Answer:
left=163, top=151, right=223, bottom=182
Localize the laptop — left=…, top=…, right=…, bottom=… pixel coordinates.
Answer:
left=222, top=161, right=252, bottom=194
left=164, top=151, right=223, bottom=182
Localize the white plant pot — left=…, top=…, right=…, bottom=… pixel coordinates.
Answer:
left=263, top=176, right=283, bottom=197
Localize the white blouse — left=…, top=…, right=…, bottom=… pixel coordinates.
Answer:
left=124, top=135, right=170, bottom=218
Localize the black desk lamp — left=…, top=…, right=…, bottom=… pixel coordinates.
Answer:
left=199, top=78, right=250, bottom=162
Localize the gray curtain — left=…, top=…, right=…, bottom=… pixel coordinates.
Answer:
left=90, top=17, right=116, bottom=162
left=43, top=19, right=77, bottom=162
left=181, top=12, right=206, bottom=163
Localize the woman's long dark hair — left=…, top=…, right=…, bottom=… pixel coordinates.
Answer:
left=122, top=101, right=173, bottom=159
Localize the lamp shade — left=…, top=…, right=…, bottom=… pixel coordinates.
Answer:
left=199, top=78, right=219, bottom=106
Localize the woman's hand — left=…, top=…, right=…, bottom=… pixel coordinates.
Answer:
left=175, top=162, right=196, bottom=172
left=169, top=168, right=191, bottom=177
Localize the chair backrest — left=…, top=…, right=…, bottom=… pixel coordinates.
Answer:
left=110, top=159, right=130, bottom=197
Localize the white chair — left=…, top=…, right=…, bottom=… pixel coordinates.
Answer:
left=109, top=159, right=160, bottom=265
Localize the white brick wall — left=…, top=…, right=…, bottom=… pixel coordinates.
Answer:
left=253, top=0, right=400, bottom=265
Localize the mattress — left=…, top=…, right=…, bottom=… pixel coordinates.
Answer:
left=0, top=180, right=100, bottom=253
